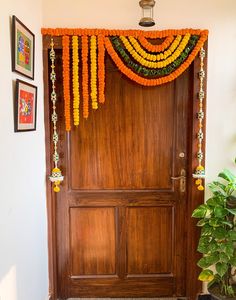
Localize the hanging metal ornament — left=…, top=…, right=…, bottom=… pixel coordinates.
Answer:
left=193, top=47, right=206, bottom=191
left=49, top=38, right=64, bottom=192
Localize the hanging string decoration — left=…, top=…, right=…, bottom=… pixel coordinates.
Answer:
left=90, top=35, right=98, bottom=110
left=193, top=47, right=206, bottom=191
left=72, top=35, right=80, bottom=126
left=98, top=34, right=105, bottom=103
left=82, top=35, right=89, bottom=119
left=62, top=35, right=71, bottom=131
left=49, top=38, right=64, bottom=192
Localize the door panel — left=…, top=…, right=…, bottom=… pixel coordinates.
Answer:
left=127, top=206, right=173, bottom=275
left=70, top=207, right=116, bottom=276
left=54, top=55, right=191, bottom=298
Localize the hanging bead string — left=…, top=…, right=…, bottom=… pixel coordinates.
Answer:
left=49, top=38, right=64, bottom=193
left=193, top=47, right=206, bottom=191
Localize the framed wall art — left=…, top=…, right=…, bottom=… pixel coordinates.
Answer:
left=14, top=79, right=37, bottom=132
left=12, top=16, right=35, bottom=79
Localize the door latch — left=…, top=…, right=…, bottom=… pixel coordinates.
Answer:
left=171, top=169, right=186, bottom=193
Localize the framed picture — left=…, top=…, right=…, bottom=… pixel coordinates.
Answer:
left=12, top=15, right=35, bottom=79
left=14, top=79, right=37, bottom=132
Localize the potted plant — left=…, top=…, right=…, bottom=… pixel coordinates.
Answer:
left=192, top=169, right=236, bottom=299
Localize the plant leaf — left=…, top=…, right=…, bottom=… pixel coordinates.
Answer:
left=226, top=208, right=236, bottom=216
left=201, top=224, right=213, bottom=236
left=197, top=254, right=219, bottom=268
left=212, top=227, right=227, bottom=239
left=208, top=182, right=227, bottom=197
left=198, top=269, right=214, bottom=282
left=228, top=230, right=236, bottom=240
left=207, top=197, right=225, bottom=207
left=222, top=220, right=233, bottom=228
left=192, top=204, right=209, bottom=218
left=197, top=243, right=209, bottom=254
left=197, top=219, right=207, bottom=227
left=219, top=252, right=229, bottom=263
left=229, top=257, right=236, bottom=266
left=218, top=169, right=236, bottom=183
left=224, top=243, right=234, bottom=257
left=214, top=206, right=228, bottom=218
left=215, top=262, right=228, bottom=277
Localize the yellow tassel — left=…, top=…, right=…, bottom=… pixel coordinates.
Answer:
left=195, top=179, right=202, bottom=185
left=198, top=185, right=204, bottom=191
left=54, top=181, right=61, bottom=193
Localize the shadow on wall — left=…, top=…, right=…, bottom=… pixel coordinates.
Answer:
left=0, top=265, right=17, bottom=300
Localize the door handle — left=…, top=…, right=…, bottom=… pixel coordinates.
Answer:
left=171, top=169, right=186, bottom=193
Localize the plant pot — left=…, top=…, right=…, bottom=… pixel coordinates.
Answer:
left=208, top=284, right=236, bottom=300
left=226, top=196, right=236, bottom=209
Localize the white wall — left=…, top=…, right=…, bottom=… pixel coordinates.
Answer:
left=43, top=0, right=236, bottom=182
left=0, top=1, right=48, bottom=300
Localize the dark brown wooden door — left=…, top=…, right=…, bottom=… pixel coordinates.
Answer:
left=55, top=55, right=191, bottom=299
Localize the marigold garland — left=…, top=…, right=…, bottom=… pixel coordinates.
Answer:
left=138, top=35, right=174, bottom=53
left=41, top=28, right=208, bottom=39
left=128, top=35, right=182, bottom=61
left=98, top=35, right=105, bottom=103
left=62, top=36, right=71, bottom=131
left=104, top=34, right=206, bottom=86
left=90, top=35, right=98, bottom=110
left=82, top=35, right=89, bottom=119
left=43, top=29, right=208, bottom=126
left=72, top=36, right=80, bottom=126
left=112, top=35, right=198, bottom=78
left=120, top=34, right=190, bottom=68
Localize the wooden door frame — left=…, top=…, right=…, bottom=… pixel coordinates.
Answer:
left=42, top=36, right=207, bottom=300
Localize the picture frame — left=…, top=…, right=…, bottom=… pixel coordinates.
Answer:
left=14, top=79, right=37, bottom=132
left=12, top=15, right=35, bottom=79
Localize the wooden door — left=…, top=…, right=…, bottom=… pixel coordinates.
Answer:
left=44, top=46, right=204, bottom=300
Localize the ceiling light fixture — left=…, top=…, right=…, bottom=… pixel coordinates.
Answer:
left=139, top=0, right=156, bottom=27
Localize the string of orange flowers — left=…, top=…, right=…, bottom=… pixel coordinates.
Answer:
left=62, top=36, right=71, bottom=131
left=82, top=35, right=89, bottom=119
left=90, top=35, right=98, bottom=110
left=128, top=35, right=182, bottom=62
left=137, top=35, right=174, bottom=52
left=41, top=28, right=208, bottom=39
left=98, top=35, right=105, bottom=103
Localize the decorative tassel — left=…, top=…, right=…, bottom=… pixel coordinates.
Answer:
left=49, top=38, right=64, bottom=192
left=193, top=47, right=206, bottom=191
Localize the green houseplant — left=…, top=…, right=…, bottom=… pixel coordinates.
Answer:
left=192, top=169, right=236, bottom=298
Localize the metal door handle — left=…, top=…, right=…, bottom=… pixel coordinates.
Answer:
left=171, top=169, right=186, bottom=193
left=171, top=175, right=186, bottom=180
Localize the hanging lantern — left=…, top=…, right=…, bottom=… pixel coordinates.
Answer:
left=139, top=0, right=156, bottom=27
